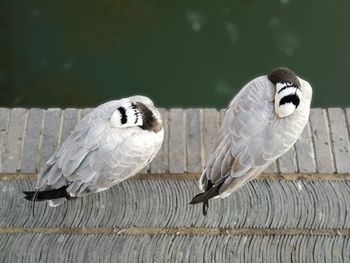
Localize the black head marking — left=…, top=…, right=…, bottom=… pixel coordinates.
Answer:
left=117, top=107, right=127, bottom=124
left=130, top=102, right=139, bottom=124
left=135, top=102, right=162, bottom=132
left=277, top=83, right=300, bottom=94
left=279, top=94, right=300, bottom=108
left=268, top=67, right=300, bottom=87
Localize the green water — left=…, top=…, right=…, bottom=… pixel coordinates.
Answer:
left=1, top=0, right=349, bottom=108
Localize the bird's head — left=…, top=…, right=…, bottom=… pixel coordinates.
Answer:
left=268, top=67, right=312, bottom=118
left=129, top=96, right=163, bottom=133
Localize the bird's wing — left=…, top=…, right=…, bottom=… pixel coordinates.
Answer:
left=36, top=98, right=162, bottom=192
left=205, top=76, right=275, bottom=184
left=66, top=128, right=164, bottom=196
left=205, top=76, right=308, bottom=195
left=218, top=109, right=308, bottom=196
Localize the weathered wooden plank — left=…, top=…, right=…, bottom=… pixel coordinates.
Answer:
left=263, top=161, right=279, bottom=174
left=1, top=234, right=349, bottom=263
left=3, top=107, right=350, bottom=177
left=150, top=109, right=169, bottom=174
left=342, top=235, right=350, bottom=261
left=5, top=179, right=350, bottom=229
left=295, top=121, right=316, bottom=173
left=0, top=108, right=10, bottom=173
left=21, top=109, right=44, bottom=173
left=277, top=146, right=298, bottom=173
left=38, top=109, right=62, bottom=167
left=328, top=108, right=350, bottom=173
left=1, top=108, right=27, bottom=173
left=0, top=233, right=11, bottom=262
left=60, top=108, right=79, bottom=144
left=0, top=108, right=10, bottom=131
left=168, top=109, right=186, bottom=173
left=185, top=109, right=203, bottom=173
left=202, top=109, right=219, bottom=165
left=345, top=108, right=350, bottom=134
left=309, top=109, right=336, bottom=173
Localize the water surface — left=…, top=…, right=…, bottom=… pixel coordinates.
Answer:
left=1, top=0, right=349, bottom=108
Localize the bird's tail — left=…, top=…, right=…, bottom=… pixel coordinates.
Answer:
left=189, top=179, right=225, bottom=216
left=23, top=186, right=73, bottom=216
left=23, top=186, right=69, bottom=201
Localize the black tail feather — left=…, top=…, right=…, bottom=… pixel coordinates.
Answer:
left=23, top=186, right=74, bottom=216
left=23, top=186, right=69, bottom=202
left=190, top=179, right=225, bottom=216
left=23, top=191, right=34, bottom=201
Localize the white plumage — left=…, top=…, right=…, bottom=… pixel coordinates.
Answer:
left=191, top=67, right=312, bottom=214
left=23, top=95, right=164, bottom=207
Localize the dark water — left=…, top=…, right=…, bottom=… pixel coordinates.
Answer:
left=1, top=0, right=349, bottom=108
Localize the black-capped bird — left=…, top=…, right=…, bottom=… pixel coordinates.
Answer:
left=23, top=96, right=164, bottom=208
left=190, top=68, right=312, bottom=215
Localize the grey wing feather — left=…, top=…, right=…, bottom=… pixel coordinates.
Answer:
left=36, top=99, right=164, bottom=197
left=203, top=76, right=309, bottom=196
left=204, top=77, right=274, bottom=184
left=36, top=100, right=119, bottom=189
left=76, top=132, right=163, bottom=194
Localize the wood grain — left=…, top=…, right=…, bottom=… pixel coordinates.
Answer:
left=0, top=108, right=10, bottom=173
left=168, top=109, right=186, bottom=173
left=1, top=106, right=350, bottom=263
left=150, top=109, right=169, bottom=174
left=1, top=108, right=27, bottom=173
left=185, top=109, right=203, bottom=173
left=295, top=121, right=316, bottom=173
left=38, top=109, right=62, bottom=167
left=309, top=109, right=336, bottom=173
left=328, top=108, right=350, bottom=173
left=3, top=179, right=350, bottom=229
left=0, top=233, right=349, bottom=263
left=21, top=109, right=44, bottom=173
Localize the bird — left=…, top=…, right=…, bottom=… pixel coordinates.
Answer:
left=190, top=67, right=312, bottom=215
left=23, top=95, right=164, bottom=209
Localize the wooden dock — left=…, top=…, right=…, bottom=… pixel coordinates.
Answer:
left=1, top=107, right=350, bottom=262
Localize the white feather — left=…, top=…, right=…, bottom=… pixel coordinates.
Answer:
left=202, top=74, right=312, bottom=199
left=274, top=82, right=302, bottom=118
left=35, top=96, right=164, bottom=206
left=110, top=101, right=143, bottom=128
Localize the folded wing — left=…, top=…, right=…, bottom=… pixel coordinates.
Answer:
left=36, top=98, right=163, bottom=197
left=204, top=76, right=308, bottom=196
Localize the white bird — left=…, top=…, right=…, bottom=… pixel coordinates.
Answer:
left=24, top=96, right=164, bottom=208
left=190, top=67, right=312, bottom=215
